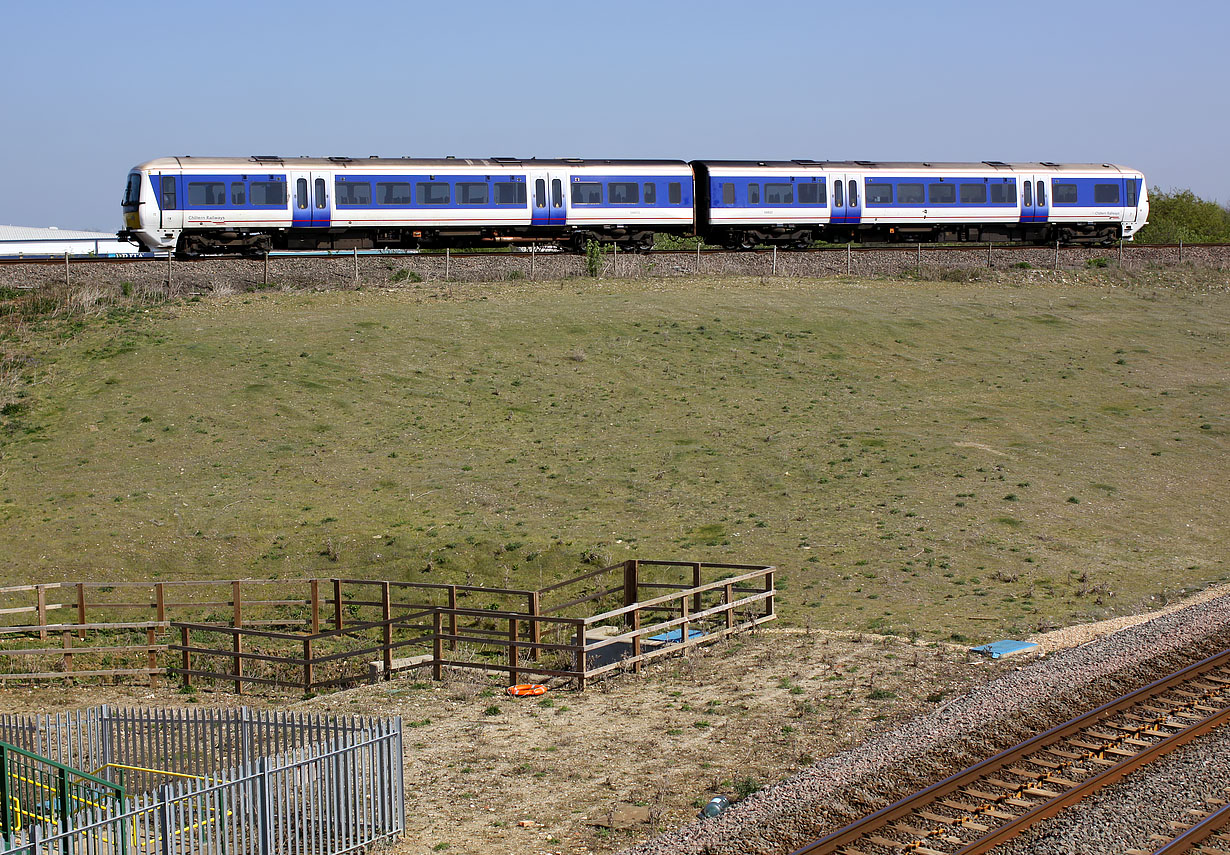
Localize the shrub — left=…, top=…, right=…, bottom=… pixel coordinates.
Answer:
left=1137, top=188, right=1230, bottom=244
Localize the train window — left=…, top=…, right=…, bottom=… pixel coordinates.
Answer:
left=314, top=178, right=326, bottom=209
left=534, top=179, right=546, bottom=208
left=416, top=182, right=450, bottom=205
left=766, top=183, right=794, bottom=205
left=959, top=184, right=987, bottom=204
left=296, top=178, right=308, bottom=209
left=1052, top=182, right=1077, bottom=204
left=817, top=180, right=827, bottom=205
left=847, top=180, right=858, bottom=208
left=188, top=182, right=226, bottom=206
left=251, top=181, right=286, bottom=206
left=989, top=182, right=1016, bottom=204
left=572, top=182, right=603, bottom=205
left=551, top=179, right=562, bottom=207
left=898, top=183, right=924, bottom=204
left=721, top=183, right=735, bottom=205
left=457, top=183, right=489, bottom=205
left=798, top=183, right=821, bottom=205
left=377, top=182, right=413, bottom=205
left=160, top=176, right=177, bottom=209
left=1094, top=183, right=1120, bottom=204
left=928, top=183, right=955, bottom=204
left=668, top=182, right=682, bottom=205
left=495, top=182, right=527, bottom=205
left=747, top=183, right=760, bottom=205
left=1023, top=181, right=1033, bottom=207
left=644, top=183, right=656, bottom=204
left=1126, top=180, right=1138, bottom=207
left=833, top=180, right=843, bottom=207
left=866, top=183, right=892, bottom=205
left=123, top=174, right=142, bottom=206
left=335, top=181, right=371, bottom=207
left=1036, top=181, right=1047, bottom=207
left=608, top=182, right=639, bottom=204
left=231, top=183, right=246, bottom=206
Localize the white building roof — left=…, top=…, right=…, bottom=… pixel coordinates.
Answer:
left=0, top=225, right=119, bottom=242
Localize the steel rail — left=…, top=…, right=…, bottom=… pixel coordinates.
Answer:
left=2, top=243, right=1229, bottom=265
left=1149, top=800, right=1230, bottom=854
left=790, top=647, right=1230, bottom=855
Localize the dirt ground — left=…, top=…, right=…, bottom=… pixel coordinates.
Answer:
left=0, top=628, right=1005, bottom=855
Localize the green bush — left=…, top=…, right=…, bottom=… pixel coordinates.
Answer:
left=1137, top=189, right=1230, bottom=244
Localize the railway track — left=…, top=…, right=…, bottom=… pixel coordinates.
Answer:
left=790, top=647, right=1230, bottom=855
left=1131, top=797, right=1230, bottom=854
left=0, top=242, right=1226, bottom=265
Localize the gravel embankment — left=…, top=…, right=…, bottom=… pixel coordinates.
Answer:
left=620, top=592, right=1230, bottom=855
left=0, top=243, right=1220, bottom=295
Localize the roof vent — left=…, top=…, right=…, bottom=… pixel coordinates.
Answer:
left=1041, top=161, right=1060, bottom=167
left=855, top=160, right=877, bottom=167
left=983, top=160, right=1009, bottom=168
left=328, top=156, right=353, bottom=163
left=250, top=155, right=282, bottom=162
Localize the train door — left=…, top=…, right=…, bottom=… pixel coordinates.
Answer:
left=529, top=170, right=566, bottom=227
left=290, top=171, right=331, bottom=227
left=1032, top=174, right=1050, bottom=224
left=830, top=173, right=862, bottom=225
left=155, top=173, right=183, bottom=231
left=1021, top=175, right=1049, bottom=224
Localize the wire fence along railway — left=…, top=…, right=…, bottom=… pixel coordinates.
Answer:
left=1, top=243, right=1226, bottom=292
left=0, top=706, right=404, bottom=855
left=0, top=561, right=776, bottom=693
left=789, top=647, right=1230, bottom=855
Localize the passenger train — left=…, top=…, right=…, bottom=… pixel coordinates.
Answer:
left=118, top=155, right=1148, bottom=255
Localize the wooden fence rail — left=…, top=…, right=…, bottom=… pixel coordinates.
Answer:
left=1, top=561, right=775, bottom=692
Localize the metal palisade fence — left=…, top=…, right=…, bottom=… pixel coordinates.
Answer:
left=0, top=706, right=404, bottom=855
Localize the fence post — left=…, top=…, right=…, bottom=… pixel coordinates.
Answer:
left=724, top=583, right=734, bottom=630
left=1179, top=239, right=1184, bottom=264
left=846, top=242, right=851, bottom=275
left=36, top=585, right=47, bottom=640
left=508, top=617, right=518, bottom=687
left=771, top=245, right=777, bottom=276
left=1054, top=239, right=1059, bottom=271
left=157, top=784, right=173, bottom=855
left=180, top=625, right=191, bottom=689
left=147, top=626, right=158, bottom=687
left=528, top=592, right=541, bottom=662
left=56, top=764, right=70, bottom=840
left=695, top=241, right=701, bottom=274
left=353, top=247, right=359, bottom=283
left=233, top=629, right=244, bottom=695
left=155, top=582, right=165, bottom=625
left=1118, top=238, right=1123, bottom=266
left=530, top=243, right=535, bottom=280
left=574, top=621, right=586, bottom=691
left=692, top=562, right=703, bottom=614
left=256, top=758, right=274, bottom=855
left=310, top=579, right=320, bottom=633
left=381, top=582, right=393, bottom=680
left=631, top=608, right=641, bottom=674
left=62, top=630, right=73, bottom=679
left=447, top=585, right=457, bottom=650
left=432, top=611, right=443, bottom=681
left=445, top=247, right=450, bottom=280
left=680, top=595, right=690, bottom=648
left=303, top=637, right=313, bottom=693
left=76, top=583, right=86, bottom=639
left=765, top=569, right=776, bottom=619
left=264, top=251, right=269, bottom=286
left=65, top=252, right=70, bottom=288
left=167, top=250, right=172, bottom=289
left=623, top=559, right=639, bottom=615
left=333, top=579, right=344, bottom=631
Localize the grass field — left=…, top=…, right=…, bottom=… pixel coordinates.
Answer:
left=1, top=269, right=1227, bottom=642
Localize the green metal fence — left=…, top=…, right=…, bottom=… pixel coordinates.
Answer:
left=1, top=740, right=125, bottom=852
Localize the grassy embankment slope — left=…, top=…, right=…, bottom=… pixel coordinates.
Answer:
left=1, top=271, right=1227, bottom=642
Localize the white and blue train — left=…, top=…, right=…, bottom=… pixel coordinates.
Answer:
left=119, top=155, right=1147, bottom=255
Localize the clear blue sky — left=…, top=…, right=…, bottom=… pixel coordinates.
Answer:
left=2, top=0, right=1225, bottom=231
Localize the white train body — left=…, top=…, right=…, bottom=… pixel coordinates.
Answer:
left=120, top=156, right=694, bottom=254
left=119, top=155, right=1148, bottom=254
